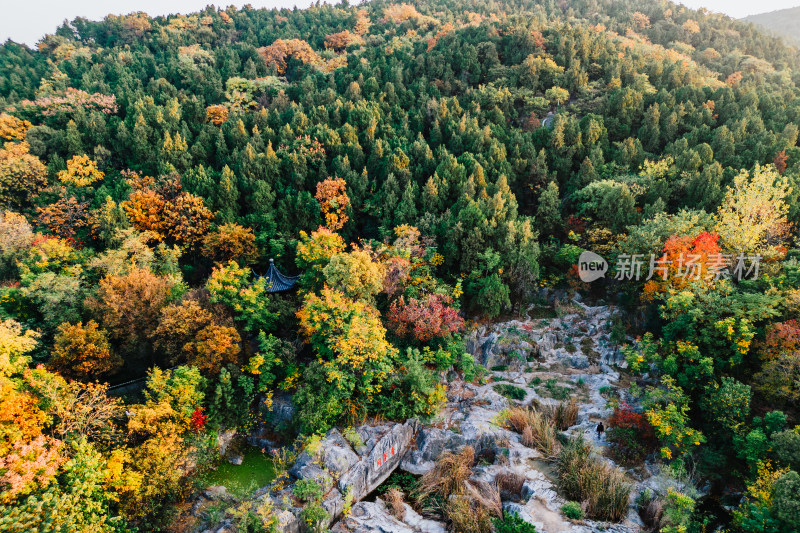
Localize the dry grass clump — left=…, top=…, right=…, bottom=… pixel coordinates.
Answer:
left=384, top=488, right=406, bottom=520
left=501, top=407, right=561, bottom=456
left=418, top=447, right=503, bottom=532
left=418, top=446, right=475, bottom=501
left=546, top=398, right=579, bottom=430
left=444, top=495, right=494, bottom=533
left=495, top=471, right=525, bottom=500
left=556, top=435, right=631, bottom=521
left=504, top=406, right=533, bottom=434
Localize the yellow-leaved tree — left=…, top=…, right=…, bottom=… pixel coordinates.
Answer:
left=295, top=287, right=397, bottom=431
left=58, top=155, right=104, bottom=187
left=715, top=165, right=791, bottom=255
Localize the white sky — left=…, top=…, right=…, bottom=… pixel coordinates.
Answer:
left=0, top=1, right=798, bottom=47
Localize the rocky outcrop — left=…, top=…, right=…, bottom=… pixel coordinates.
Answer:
left=263, top=421, right=416, bottom=532
left=332, top=498, right=447, bottom=533
left=338, top=422, right=414, bottom=501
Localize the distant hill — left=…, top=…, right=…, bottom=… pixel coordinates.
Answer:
left=744, top=6, right=800, bottom=46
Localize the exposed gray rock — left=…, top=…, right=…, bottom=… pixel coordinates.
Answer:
left=339, top=422, right=414, bottom=500
left=332, top=500, right=415, bottom=533
left=400, top=504, right=448, bottom=533
left=322, top=429, right=361, bottom=476
left=265, top=392, right=295, bottom=427
left=401, top=427, right=466, bottom=474
left=203, top=485, right=231, bottom=500
left=502, top=502, right=538, bottom=526
left=217, top=429, right=236, bottom=456
left=332, top=499, right=447, bottom=533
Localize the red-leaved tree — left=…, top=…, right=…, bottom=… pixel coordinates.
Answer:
left=387, top=294, right=464, bottom=342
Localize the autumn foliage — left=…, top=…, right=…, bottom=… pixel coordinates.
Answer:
left=387, top=294, right=464, bottom=342
left=315, top=177, right=350, bottom=230
left=122, top=173, right=213, bottom=248
left=86, top=268, right=176, bottom=356
left=58, top=155, right=104, bottom=187
left=36, top=196, right=90, bottom=241
left=383, top=3, right=427, bottom=24
left=643, top=231, right=721, bottom=300
left=0, top=113, right=31, bottom=141
left=0, top=142, right=47, bottom=207
left=205, top=104, right=229, bottom=126
left=49, top=320, right=122, bottom=379
left=183, top=324, right=241, bottom=374
left=297, top=287, right=396, bottom=396
left=258, top=39, right=321, bottom=74
left=325, top=30, right=365, bottom=51
left=201, top=223, right=258, bottom=265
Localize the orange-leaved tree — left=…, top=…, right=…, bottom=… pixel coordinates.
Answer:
left=315, top=177, right=350, bottom=230
left=642, top=231, right=721, bottom=301
left=49, top=320, right=122, bottom=379
left=257, top=39, right=321, bottom=74
left=86, top=267, right=177, bottom=359
left=201, top=223, right=259, bottom=266
left=121, top=172, right=213, bottom=249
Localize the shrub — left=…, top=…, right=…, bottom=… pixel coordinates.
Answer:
left=561, top=501, right=584, bottom=520
left=378, top=348, right=447, bottom=421
left=343, top=427, right=364, bottom=449
left=539, top=379, right=571, bottom=400
left=492, top=511, right=538, bottom=533
left=493, top=384, right=527, bottom=401
left=500, top=407, right=560, bottom=456
left=293, top=479, right=323, bottom=503
left=300, top=501, right=329, bottom=533
left=545, top=399, right=579, bottom=430
left=556, top=436, right=631, bottom=521
left=606, top=402, right=656, bottom=464
left=376, top=471, right=419, bottom=496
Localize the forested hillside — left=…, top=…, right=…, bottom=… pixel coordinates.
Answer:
left=744, top=6, right=800, bottom=46
left=1, top=0, right=800, bottom=531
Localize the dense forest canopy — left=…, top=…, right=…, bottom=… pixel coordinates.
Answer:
left=1, top=0, right=800, bottom=531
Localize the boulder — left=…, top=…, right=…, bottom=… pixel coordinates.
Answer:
left=217, top=429, right=236, bottom=456
left=322, top=429, right=361, bottom=476
left=502, top=502, right=537, bottom=526
left=339, top=422, right=414, bottom=500
left=332, top=500, right=415, bottom=533
left=401, top=427, right=466, bottom=475
left=203, top=485, right=230, bottom=500
left=331, top=499, right=447, bottom=533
